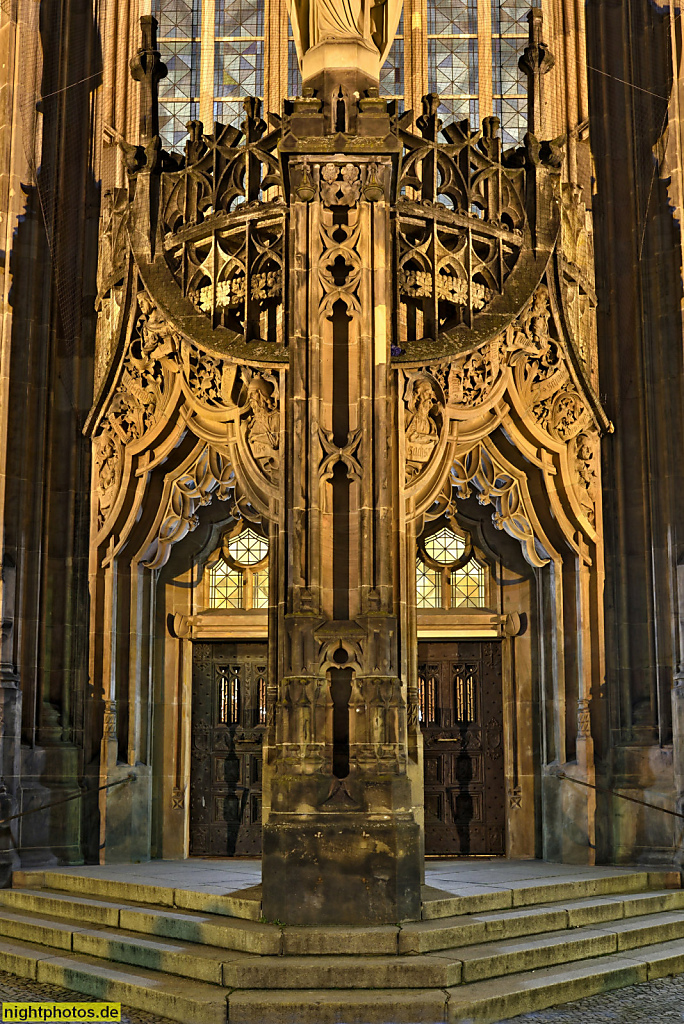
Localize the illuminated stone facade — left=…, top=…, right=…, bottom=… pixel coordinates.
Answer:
left=0, top=0, right=680, bottom=898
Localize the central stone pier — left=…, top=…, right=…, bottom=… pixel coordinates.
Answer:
left=261, top=0, right=423, bottom=926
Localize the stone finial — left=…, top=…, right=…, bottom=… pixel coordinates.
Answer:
left=519, top=9, right=555, bottom=138
left=130, top=15, right=168, bottom=144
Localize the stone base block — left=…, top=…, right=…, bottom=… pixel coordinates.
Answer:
left=262, top=815, right=421, bottom=926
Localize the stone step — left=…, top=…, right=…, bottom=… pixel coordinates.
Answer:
left=397, top=889, right=684, bottom=954
left=0, top=889, right=283, bottom=954
left=0, top=934, right=228, bottom=1024
left=227, top=939, right=684, bottom=1023
left=13, top=868, right=680, bottom=925
left=11, top=870, right=263, bottom=921
left=420, top=869, right=680, bottom=920
left=444, top=938, right=684, bottom=1024
left=1, top=907, right=684, bottom=1022
left=2, top=884, right=683, bottom=959
left=1, top=903, right=683, bottom=991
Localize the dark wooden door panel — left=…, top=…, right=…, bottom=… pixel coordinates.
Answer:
left=419, top=640, right=505, bottom=856
left=190, top=641, right=267, bottom=856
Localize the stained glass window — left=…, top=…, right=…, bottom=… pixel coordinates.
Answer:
left=492, top=0, right=541, bottom=146
left=288, top=38, right=301, bottom=97
left=380, top=12, right=404, bottom=103
left=153, top=0, right=201, bottom=149
left=427, top=0, right=478, bottom=126
left=214, top=0, right=264, bottom=128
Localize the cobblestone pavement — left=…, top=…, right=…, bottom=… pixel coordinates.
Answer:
left=1, top=969, right=684, bottom=1023
left=500, top=974, right=684, bottom=1022
left=0, top=970, right=177, bottom=1024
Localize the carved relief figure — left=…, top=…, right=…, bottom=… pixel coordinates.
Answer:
left=137, top=292, right=180, bottom=366
left=245, top=375, right=280, bottom=476
left=405, top=375, right=440, bottom=474
left=95, top=431, right=121, bottom=526
left=573, top=432, right=597, bottom=525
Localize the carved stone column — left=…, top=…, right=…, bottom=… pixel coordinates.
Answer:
left=261, top=102, right=422, bottom=926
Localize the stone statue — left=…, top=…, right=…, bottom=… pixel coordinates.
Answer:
left=288, top=0, right=403, bottom=82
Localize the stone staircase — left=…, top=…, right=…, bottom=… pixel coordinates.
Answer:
left=0, top=868, right=682, bottom=1023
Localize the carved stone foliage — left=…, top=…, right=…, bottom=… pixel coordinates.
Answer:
left=401, top=274, right=604, bottom=532
left=512, top=287, right=592, bottom=443
left=404, top=372, right=443, bottom=477
left=451, top=444, right=549, bottom=568
left=93, top=284, right=280, bottom=537
left=106, top=291, right=180, bottom=445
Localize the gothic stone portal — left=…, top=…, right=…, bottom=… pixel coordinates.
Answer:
left=89, top=15, right=608, bottom=920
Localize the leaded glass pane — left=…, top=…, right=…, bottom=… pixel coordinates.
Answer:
left=216, top=0, right=263, bottom=38
left=215, top=40, right=263, bottom=97
left=209, top=560, right=243, bottom=608
left=451, top=560, right=485, bottom=608
left=380, top=37, right=404, bottom=98
left=154, top=0, right=201, bottom=40
left=253, top=567, right=269, bottom=608
left=227, top=527, right=269, bottom=565
left=417, top=559, right=441, bottom=609
left=257, top=672, right=267, bottom=724
left=154, top=0, right=201, bottom=149
left=159, top=100, right=201, bottom=147
left=491, top=0, right=540, bottom=146
left=159, top=40, right=200, bottom=99
left=419, top=669, right=437, bottom=724
left=288, top=38, right=302, bottom=96
left=214, top=99, right=245, bottom=127
left=427, top=0, right=476, bottom=36
left=454, top=666, right=476, bottom=722
left=492, top=0, right=540, bottom=36
left=424, top=527, right=466, bottom=564
left=428, top=37, right=477, bottom=98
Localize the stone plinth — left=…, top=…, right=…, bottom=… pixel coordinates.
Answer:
left=262, top=815, right=422, bottom=925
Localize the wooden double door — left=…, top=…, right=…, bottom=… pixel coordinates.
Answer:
left=189, top=641, right=266, bottom=856
left=419, top=641, right=505, bottom=856
left=189, top=639, right=505, bottom=858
